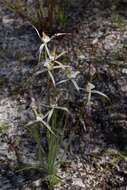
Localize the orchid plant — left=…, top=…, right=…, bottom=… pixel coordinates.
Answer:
left=23, top=29, right=109, bottom=189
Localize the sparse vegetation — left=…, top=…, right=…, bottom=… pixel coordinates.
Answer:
left=1, top=0, right=71, bottom=33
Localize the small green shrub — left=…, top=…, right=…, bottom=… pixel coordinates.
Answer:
left=111, top=13, right=127, bottom=29
left=0, top=122, right=10, bottom=133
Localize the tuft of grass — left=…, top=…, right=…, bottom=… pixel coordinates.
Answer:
left=2, top=0, right=70, bottom=34
left=46, top=111, right=62, bottom=189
